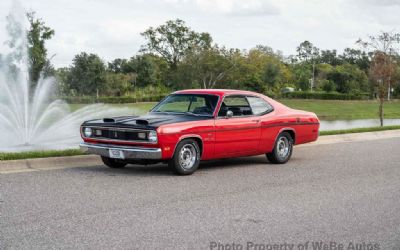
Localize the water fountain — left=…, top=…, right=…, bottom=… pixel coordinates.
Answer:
left=0, top=2, right=131, bottom=152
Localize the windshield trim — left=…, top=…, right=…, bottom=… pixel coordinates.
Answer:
left=150, top=93, right=221, bottom=117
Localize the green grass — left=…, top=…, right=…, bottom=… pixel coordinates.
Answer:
left=319, top=125, right=400, bottom=136
left=0, top=149, right=84, bottom=161
left=68, top=102, right=156, bottom=114
left=70, top=99, right=400, bottom=120
left=279, top=99, right=400, bottom=120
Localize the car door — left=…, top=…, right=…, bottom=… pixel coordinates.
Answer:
left=246, top=96, right=276, bottom=153
left=214, top=95, right=261, bottom=157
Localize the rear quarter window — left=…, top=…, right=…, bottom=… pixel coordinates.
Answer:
left=247, top=96, right=273, bottom=115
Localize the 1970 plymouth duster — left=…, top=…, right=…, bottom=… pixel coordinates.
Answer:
left=80, top=89, right=319, bottom=175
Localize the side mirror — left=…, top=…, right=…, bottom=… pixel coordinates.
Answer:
left=226, top=110, right=233, bottom=118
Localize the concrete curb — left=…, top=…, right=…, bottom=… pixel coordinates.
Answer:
left=1, top=129, right=400, bottom=174
left=300, top=129, right=400, bottom=147
left=0, top=155, right=101, bottom=174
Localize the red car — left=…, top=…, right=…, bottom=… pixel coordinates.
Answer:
left=80, top=89, right=319, bottom=175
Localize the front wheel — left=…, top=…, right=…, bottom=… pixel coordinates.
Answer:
left=101, top=156, right=127, bottom=168
left=169, top=139, right=200, bottom=175
left=266, top=132, right=293, bottom=164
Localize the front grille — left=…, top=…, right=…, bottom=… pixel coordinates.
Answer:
left=86, top=127, right=149, bottom=142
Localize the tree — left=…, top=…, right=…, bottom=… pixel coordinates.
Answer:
left=108, top=58, right=129, bottom=73
left=340, top=48, right=370, bottom=71
left=369, top=52, right=396, bottom=126
left=26, top=11, right=55, bottom=86
left=296, top=41, right=319, bottom=62
left=67, top=52, right=107, bottom=96
left=140, top=19, right=212, bottom=70
left=108, top=55, right=166, bottom=87
left=104, top=73, right=131, bottom=96
left=318, top=50, right=342, bottom=66
left=326, top=64, right=368, bottom=94
left=55, top=67, right=71, bottom=96
left=131, top=54, right=160, bottom=87
left=178, top=46, right=235, bottom=89
left=263, top=62, right=281, bottom=89
left=296, top=41, right=320, bottom=91
left=290, top=64, right=312, bottom=91
left=358, top=31, right=400, bottom=126
left=321, top=80, right=336, bottom=92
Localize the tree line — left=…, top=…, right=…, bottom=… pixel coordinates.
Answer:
left=2, top=14, right=400, bottom=102
left=53, top=19, right=400, bottom=100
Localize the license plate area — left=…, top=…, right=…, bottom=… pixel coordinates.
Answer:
left=109, top=149, right=125, bottom=159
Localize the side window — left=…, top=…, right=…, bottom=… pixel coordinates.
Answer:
left=218, top=95, right=253, bottom=117
left=247, top=96, right=273, bottom=115
left=223, top=96, right=248, bottom=106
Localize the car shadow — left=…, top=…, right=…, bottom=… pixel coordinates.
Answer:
left=199, top=155, right=269, bottom=170
left=74, top=163, right=172, bottom=177
left=73, top=155, right=271, bottom=177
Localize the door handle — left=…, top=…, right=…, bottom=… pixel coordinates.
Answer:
left=251, top=119, right=260, bottom=123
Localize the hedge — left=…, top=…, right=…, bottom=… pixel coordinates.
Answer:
left=282, top=91, right=370, bottom=100
left=59, top=91, right=371, bottom=104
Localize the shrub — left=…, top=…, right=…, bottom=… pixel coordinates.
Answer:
left=320, top=80, right=336, bottom=92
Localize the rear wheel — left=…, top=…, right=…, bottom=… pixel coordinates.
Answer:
left=101, top=156, right=127, bottom=168
left=169, top=139, right=200, bottom=175
left=266, top=132, right=293, bottom=164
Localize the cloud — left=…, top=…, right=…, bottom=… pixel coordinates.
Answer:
left=193, top=0, right=280, bottom=16
left=1, top=0, right=399, bottom=68
left=363, top=0, right=400, bottom=6
left=163, top=0, right=279, bottom=16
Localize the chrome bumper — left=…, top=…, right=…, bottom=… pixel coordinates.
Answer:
left=79, top=142, right=162, bottom=160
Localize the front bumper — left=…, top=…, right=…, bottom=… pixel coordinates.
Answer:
left=79, top=142, right=162, bottom=160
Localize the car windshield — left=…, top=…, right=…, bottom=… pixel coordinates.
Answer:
left=151, top=94, right=219, bottom=116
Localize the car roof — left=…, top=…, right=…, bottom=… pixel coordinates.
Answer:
left=173, top=89, right=262, bottom=97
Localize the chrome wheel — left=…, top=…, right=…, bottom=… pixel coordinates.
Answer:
left=178, top=144, right=197, bottom=169
left=266, top=132, right=293, bottom=164
left=277, top=137, right=290, bottom=159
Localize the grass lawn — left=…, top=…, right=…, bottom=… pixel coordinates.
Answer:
left=319, top=125, right=400, bottom=135
left=70, top=99, right=400, bottom=120
left=69, top=102, right=156, bottom=114
left=279, top=99, right=400, bottom=120
left=0, top=149, right=84, bottom=161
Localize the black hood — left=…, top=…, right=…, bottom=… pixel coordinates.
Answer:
left=82, top=112, right=213, bottom=129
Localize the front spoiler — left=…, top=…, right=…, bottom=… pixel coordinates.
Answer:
left=79, top=142, right=162, bottom=160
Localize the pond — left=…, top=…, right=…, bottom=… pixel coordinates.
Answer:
left=319, top=119, right=400, bottom=131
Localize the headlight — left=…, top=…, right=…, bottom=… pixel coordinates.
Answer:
left=148, top=130, right=157, bottom=142
left=83, top=127, right=92, bottom=137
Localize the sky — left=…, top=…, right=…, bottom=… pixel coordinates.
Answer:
left=0, top=0, right=399, bottom=68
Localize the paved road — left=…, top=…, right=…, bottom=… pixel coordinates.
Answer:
left=1, top=138, right=400, bottom=250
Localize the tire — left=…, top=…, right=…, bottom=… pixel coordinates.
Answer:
left=266, top=132, right=293, bottom=164
left=169, top=139, right=201, bottom=175
left=101, top=156, right=127, bottom=168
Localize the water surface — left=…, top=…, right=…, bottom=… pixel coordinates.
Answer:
left=320, top=119, right=400, bottom=131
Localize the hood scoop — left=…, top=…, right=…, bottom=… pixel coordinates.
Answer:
left=103, top=118, right=116, bottom=123
left=135, top=119, right=149, bottom=125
